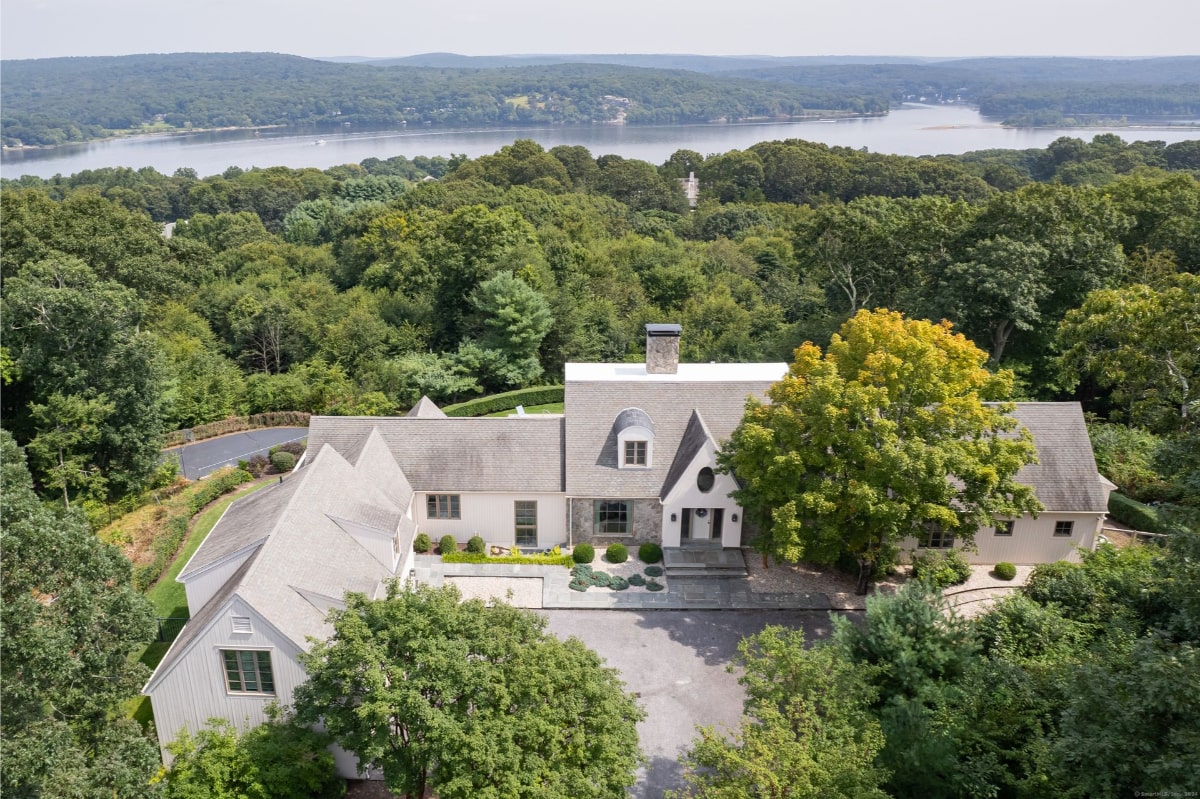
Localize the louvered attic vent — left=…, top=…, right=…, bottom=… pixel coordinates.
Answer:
left=231, top=616, right=253, bottom=634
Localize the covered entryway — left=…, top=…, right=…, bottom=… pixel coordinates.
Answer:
left=679, top=507, right=724, bottom=542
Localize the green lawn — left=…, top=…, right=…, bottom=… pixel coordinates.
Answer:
left=487, top=402, right=564, bottom=417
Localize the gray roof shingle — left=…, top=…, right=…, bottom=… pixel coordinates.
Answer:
left=660, top=410, right=715, bottom=500
left=306, top=416, right=565, bottom=493
left=1008, top=402, right=1108, bottom=512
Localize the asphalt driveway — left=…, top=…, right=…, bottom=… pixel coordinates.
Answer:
left=541, top=609, right=853, bottom=799
left=164, top=427, right=308, bottom=479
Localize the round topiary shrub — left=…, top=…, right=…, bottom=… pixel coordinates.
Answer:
left=644, top=565, right=664, bottom=578
left=270, top=450, right=296, bottom=473
left=645, top=579, right=665, bottom=592
left=993, top=561, right=1017, bottom=581
left=413, top=532, right=431, bottom=553
left=610, top=576, right=630, bottom=591
left=638, top=542, right=663, bottom=564
left=466, top=535, right=486, bottom=554
left=628, top=573, right=646, bottom=587
left=606, top=543, right=628, bottom=564
left=573, top=543, right=595, bottom=564
left=438, top=535, right=458, bottom=556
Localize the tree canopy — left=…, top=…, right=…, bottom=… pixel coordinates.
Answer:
left=720, top=309, right=1042, bottom=592
left=293, top=583, right=644, bottom=799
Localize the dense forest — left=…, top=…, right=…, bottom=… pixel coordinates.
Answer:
left=3, top=52, right=1198, bottom=146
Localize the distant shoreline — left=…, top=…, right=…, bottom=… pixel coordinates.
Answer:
left=1, top=124, right=290, bottom=152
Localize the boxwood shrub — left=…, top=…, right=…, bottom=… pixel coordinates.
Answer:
left=572, top=543, right=595, bottom=564
left=993, top=562, right=1017, bottom=580
left=413, top=532, right=431, bottom=553
left=911, top=549, right=972, bottom=588
left=466, top=535, right=486, bottom=554
left=638, top=542, right=663, bottom=564
left=438, top=535, right=458, bottom=556
left=442, top=385, right=565, bottom=417
left=606, top=543, right=628, bottom=564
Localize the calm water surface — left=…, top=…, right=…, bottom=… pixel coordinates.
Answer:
left=3, top=104, right=1198, bottom=179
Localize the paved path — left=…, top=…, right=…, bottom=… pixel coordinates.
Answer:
left=164, top=427, right=308, bottom=480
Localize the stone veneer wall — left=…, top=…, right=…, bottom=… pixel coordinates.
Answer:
left=569, top=497, right=663, bottom=544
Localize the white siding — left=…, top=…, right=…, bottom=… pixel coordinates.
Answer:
left=183, top=549, right=255, bottom=613
left=901, top=512, right=1102, bottom=564
left=418, top=493, right=568, bottom=547
left=661, top=445, right=744, bottom=548
left=148, top=599, right=307, bottom=762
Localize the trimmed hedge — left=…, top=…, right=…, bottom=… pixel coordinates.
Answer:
left=438, top=535, right=458, bottom=555
left=572, top=543, right=595, bottom=564
left=442, top=386, right=565, bottom=418
left=164, top=412, right=310, bottom=447
left=994, top=562, right=1017, bottom=580
left=466, top=535, right=486, bottom=554
left=413, top=533, right=431, bottom=553
left=133, top=467, right=253, bottom=590
left=638, top=542, right=663, bottom=564
left=443, top=551, right=574, bottom=567
left=1107, top=492, right=1183, bottom=536
left=606, top=543, right=628, bottom=564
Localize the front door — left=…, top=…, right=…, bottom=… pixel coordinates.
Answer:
left=688, top=508, right=712, bottom=540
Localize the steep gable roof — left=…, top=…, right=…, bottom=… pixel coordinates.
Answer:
left=306, top=416, right=565, bottom=493
left=660, top=410, right=716, bottom=500
left=406, top=396, right=447, bottom=419
left=1008, top=402, right=1108, bottom=512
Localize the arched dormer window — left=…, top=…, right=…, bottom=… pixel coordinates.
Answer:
left=614, top=408, right=654, bottom=469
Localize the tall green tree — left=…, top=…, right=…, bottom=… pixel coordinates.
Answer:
left=0, top=431, right=160, bottom=798
left=719, top=309, right=1041, bottom=593
left=294, top=584, right=643, bottom=799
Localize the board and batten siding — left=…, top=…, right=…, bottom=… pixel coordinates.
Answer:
left=183, top=548, right=257, bottom=614
left=148, top=598, right=306, bottom=763
left=418, top=492, right=567, bottom=547
left=901, top=512, right=1102, bottom=564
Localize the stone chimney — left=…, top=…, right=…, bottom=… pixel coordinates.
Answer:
left=645, top=324, right=681, bottom=375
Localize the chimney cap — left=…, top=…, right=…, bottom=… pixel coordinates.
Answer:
left=645, top=323, right=681, bottom=337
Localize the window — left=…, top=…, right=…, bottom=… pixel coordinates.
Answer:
left=515, top=501, right=538, bottom=547
left=624, top=441, right=647, bottom=467
left=696, top=467, right=715, bottom=493
left=594, top=500, right=631, bottom=535
left=919, top=523, right=955, bottom=549
left=426, top=494, right=460, bottom=519
left=994, top=520, right=1015, bottom=537
left=1053, top=520, right=1074, bottom=537
left=222, top=650, right=274, bottom=694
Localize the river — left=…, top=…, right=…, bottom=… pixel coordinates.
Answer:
left=3, top=104, right=1198, bottom=180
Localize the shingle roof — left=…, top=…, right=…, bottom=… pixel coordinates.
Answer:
left=660, top=410, right=715, bottom=500
left=614, top=407, right=654, bottom=434
left=564, top=363, right=784, bottom=496
left=406, top=396, right=447, bottom=419
left=1007, top=402, right=1108, bottom=512
left=306, top=416, right=565, bottom=493
left=179, top=477, right=298, bottom=579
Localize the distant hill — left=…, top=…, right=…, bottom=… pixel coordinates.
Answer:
left=3, top=52, right=1197, bottom=147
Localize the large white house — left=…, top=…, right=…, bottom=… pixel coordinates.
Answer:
left=143, top=323, right=1114, bottom=774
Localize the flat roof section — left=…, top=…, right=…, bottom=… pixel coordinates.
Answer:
left=566, top=362, right=788, bottom=383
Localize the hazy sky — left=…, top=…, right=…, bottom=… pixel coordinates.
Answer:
left=2, top=0, right=1197, bottom=60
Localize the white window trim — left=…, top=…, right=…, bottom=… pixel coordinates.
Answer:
left=218, top=647, right=276, bottom=696
left=616, top=426, right=654, bottom=470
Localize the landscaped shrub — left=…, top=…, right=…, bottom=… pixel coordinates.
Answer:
left=628, top=573, right=646, bottom=587
left=911, top=549, right=973, bottom=588
left=638, top=542, right=663, bottom=564
left=467, top=535, right=486, bottom=554
left=590, top=570, right=612, bottom=588
left=442, top=385, right=565, bottom=417
left=644, top=565, right=664, bottom=578
left=245, top=453, right=271, bottom=477
left=573, top=543, right=595, bottom=564
left=606, top=543, right=628, bottom=563
left=572, top=564, right=594, bottom=579
left=443, top=551, right=574, bottom=566
left=413, top=533, right=432, bottom=553
left=994, top=561, right=1017, bottom=580
left=610, top=576, right=630, bottom=591
left=269, top=451, right=296, bottom=473
left=569, top=579, right=590, bottom=592
left=438, top=535, right=458, bottom=555
left=645, top=579, right=664, bottom=592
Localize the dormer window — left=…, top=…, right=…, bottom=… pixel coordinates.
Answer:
left=614, top=408, right=654, bottom=470
left=624, top=441, right=647, bottom=466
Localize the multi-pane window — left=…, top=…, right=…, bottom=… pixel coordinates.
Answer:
left=994, top=520, right=1015, bottom=537
left=1053, top=520, right=1075, bottom=537
left=515, top=501, right=538, bottom=547
left=222, top=650, right=274, bottom=694
left=426, top=494, right=461, bottom=519
left=594, top=500, right=631, bottom=535
left=919, top=523, right=955, bottom=549
left=624, top=441, right=647, bottom=466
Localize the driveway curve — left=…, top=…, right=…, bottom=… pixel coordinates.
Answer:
left=164, top=427, right=307, bottom=480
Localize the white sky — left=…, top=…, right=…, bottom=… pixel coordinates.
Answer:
left=2, top=0, right=1197, bottom=60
